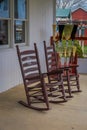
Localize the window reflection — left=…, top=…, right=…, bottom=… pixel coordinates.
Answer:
left=14, top=20, right=25, bottom=43
left=0, top=20, right=8, bottom=45
left=14, top=0, right=26, bottom=19
left=0, top=0, right=9, bottom=18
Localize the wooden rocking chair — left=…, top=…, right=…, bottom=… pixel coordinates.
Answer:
left=68, top=52, right=81, bottom=93
left=43, top=41, right=70, bottom=100
left=35, top=43, right=67, bottom=103
left=16, top=44, right=49, bottom=111
left=43, top=41, right=73, bottom=98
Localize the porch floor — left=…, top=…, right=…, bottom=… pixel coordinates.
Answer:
left=0, top=74, right=87, bottom=130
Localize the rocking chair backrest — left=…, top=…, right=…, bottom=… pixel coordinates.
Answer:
left=43, top=41, right=58, bottom=73
left=16, top=44, right=41, bottom=85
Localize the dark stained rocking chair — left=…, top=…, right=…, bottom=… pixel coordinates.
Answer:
left=68, top=52, right=82, bottom=93
left=49, top=40, right=81, bottom=94
left=57, top=52, right=81, bottom=93
left=16, top=44, right=49, bottom=111
left=43, top=41, right=73, bottom=98
left=42, top=41, right=69, bottom=101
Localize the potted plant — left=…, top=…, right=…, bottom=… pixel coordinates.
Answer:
left=55, top=40, right=87, bottom=74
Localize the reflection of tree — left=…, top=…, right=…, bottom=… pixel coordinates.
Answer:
left=0, top=0, right=8, bottom=10
left=56, top=0, right=86, bottom=9
left=0, top=0, right=9, bottom=18
left=0, top=20, right=7, bottom=45
left=0, top=0, right=4, bottom=4
left=14, top=21, right=25, bottom=43
left=4, top=0, right=8, bottom=10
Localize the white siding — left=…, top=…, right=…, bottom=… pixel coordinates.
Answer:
left=29, top=0, right=53, bottom=44
left=0, top=0, right=55, bottom=92
left=0, top=49, right=22, bottom=92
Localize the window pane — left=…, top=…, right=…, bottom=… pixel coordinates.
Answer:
left=14, top=0, right=26, bottom=19
left=14, top=20, right=25, bottom=43
left=0, top=20, right=8, bottom=45
left=0, top=0, right=9, bottom=18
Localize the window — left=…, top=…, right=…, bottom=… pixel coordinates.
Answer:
left=0, top=20, right=8, bottom=45
left=0, top=0, right=28, bottom=47
left=14, top=20, right=25, bottom=43
left=0, top=0, right=9, bottom=46
left=14, top=0, right=27, bottom=44
left=0, top=0, right=9, bottom=18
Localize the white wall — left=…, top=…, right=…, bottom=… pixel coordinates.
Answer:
left=29, top=0, right=54, bottom=72
left=0, top=49, right=22, bottom=92
left=0, top=0, right=55, bottom=92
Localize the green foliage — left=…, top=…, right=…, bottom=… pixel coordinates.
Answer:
left=84, top=46, right=87, bottom=55
left=74, top=40, right=84, bottom=58
left=55, top=40, right=84, bottom=58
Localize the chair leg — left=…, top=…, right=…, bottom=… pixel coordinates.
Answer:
left=42, top=84, right=50, bottom=110
left=60, top=75, right=67, bottom=102
left=66, top=71, right=73, bottom=98
left=76, top=75, right=82, bottom=92
left=70, top=75, right=82, bottom=93
left=61, top=84, right=67, bottom=102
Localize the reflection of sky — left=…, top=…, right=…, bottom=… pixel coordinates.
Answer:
left=0, top=0, right=9, bottom=18
left=15, top=21, right=22, bottom=26
left=18, top=0, right=26, bottom=19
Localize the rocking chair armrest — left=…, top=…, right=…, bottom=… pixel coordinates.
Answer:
left=25, top=68, right=64, bottom=81
left=59, top=64, right=79, bottom=70
left=59, top=66, right=69, bottom=71
left=69, top=64, right=79, bottom=68
left=46, top=69, right=63, bottom=76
